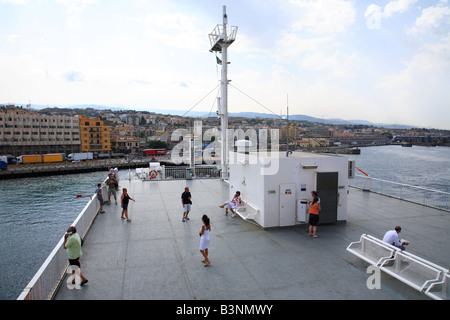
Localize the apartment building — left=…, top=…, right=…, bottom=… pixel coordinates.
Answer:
left=0, top=106, right=80, bottom=156
left=78, top=115, right=111, bottom=153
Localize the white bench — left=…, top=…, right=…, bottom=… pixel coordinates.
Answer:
left=235, top=199, right=260, bottom=221
left=425, top=273, right=450, bottom=300
left=346, top=234, right=397, bottom=266
left=347, top=234, right=449, bottom=300
left=380, top=250, right=447, bottom=293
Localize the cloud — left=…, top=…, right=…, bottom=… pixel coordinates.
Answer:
left=54, top=0, right=98, bottom=29
left=289, top=0, right=356, bottom=34
left=63, top=71, right=85, bottom=82
left=128, top=79, right=151, bottom=85
left=383, top=0, right=418, bottom=18
left=1, top=0, right=30, bottom=4
left=365, top=0, right=418, bottom=30
left=271, top=31, right=358, bottom=79
left=376, top=36, right=450, bottom=128
left=143, top=12, right=206, bottom=52
left=410, top=1, right=450, bottom=35
left=0, top=34, right=21, bottom=43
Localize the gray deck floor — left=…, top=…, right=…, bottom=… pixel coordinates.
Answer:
left=54, top=178, right=450, bottom=300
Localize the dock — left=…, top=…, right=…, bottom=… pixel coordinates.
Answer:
left=53, top=178, right=449, bottom=300
left=0, top=158, right=174, bottom=180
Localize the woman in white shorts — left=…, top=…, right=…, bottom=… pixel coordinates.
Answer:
left=199, top=215, right=211, bottom=266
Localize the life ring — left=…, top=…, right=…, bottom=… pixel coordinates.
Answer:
left=149, top=170, right=158, bottom=179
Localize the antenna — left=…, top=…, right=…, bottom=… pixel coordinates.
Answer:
left=286, top=94, right=291, bottom=157
left=209, top=6, right=238, bottom=180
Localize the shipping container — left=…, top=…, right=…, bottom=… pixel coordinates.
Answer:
left=67, top=153, right=93, bottom=161
left=17, top=155, right=42, bottom=164
left=143, top=149, right=167, bottom=156
left=42, top=154, right=64, bottom=163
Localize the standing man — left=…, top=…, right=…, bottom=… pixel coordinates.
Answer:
left=181, top=187, right=192, bottom=222
left=382, top=226, right=409, bottom=251
left=106, top=173, right=118, bottom=205
left=95, top=183, right=105, bottom=214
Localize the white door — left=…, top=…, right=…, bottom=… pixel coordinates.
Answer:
left=279, top=184, right=296, bottom=227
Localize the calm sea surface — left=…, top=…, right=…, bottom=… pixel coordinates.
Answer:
left=1, top=145, right=449, bottom=299
left=347, top=145, right=450, bottom=193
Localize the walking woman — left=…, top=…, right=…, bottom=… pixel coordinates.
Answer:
left=121, top=188, right=135, bottom=221
left=199, top=215, right=211, bottom=266
left=308, top=191, right=321, bottom=238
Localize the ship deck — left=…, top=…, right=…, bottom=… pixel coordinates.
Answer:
left=54, top=178, right=449, bottom=300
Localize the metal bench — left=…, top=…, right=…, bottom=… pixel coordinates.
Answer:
left=346, top=234, right=398, bottom=266
left=235, top=199, right=260, bottom=221
left=425, top=273, right=450, bottom=300
left=347, top=234, right=449, bottom=300
left=380, top=251, right=448, bottom=295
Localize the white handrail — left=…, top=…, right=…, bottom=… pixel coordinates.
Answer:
left=17, top=177, right=104, bottom=300
left=350, top=174, right=450, bottom=212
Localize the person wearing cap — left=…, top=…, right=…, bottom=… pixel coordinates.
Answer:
left=106, top=173, right=118, bottom=205
left=382, top=226, right=409, bottom=251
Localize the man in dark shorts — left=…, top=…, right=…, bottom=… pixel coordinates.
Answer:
left=181, top=187, right=192, bottom=222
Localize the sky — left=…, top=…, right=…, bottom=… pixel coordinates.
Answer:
left=0, top=0, right=449, bottom=130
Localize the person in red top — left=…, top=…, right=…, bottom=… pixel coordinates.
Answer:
left=308, top=191, right=321, bottom=238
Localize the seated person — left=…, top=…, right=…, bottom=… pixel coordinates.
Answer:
left=219, top=191, right=241, bottom=217
left=382, top=226, right=409, bottom=251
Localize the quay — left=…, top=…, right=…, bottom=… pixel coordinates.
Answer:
left=48, top=178, right=449, bottom=300
left=0, top=158, right=176, bottom=180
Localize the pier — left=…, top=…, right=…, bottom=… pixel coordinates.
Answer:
left=0, top=158, right=172, bottom=180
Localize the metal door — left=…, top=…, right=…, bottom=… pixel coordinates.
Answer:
left=316, top=172, right=338, bottom=223
left=279, top=184, right=296, bottom=227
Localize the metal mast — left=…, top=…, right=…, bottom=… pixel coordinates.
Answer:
left=209, top=6, right=238, bottom=180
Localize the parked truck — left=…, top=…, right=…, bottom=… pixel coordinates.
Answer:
left=42, top=153, right=64, bottom=163
left=0, top=156, right=8, bottom=170
left=67, top=152, right=94, bottom=162
left=16, top=154, right=65, bottom=164
left=143, top=149, right=167, bottom=156
left=16, top=155, right=43, bottom=164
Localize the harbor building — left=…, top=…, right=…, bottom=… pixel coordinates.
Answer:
left=0, top=106, right=80, bottom=156
left=78, top=115, right=111, bottom=153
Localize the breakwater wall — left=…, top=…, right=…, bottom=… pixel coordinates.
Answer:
left=0, top=159, right=159, bottom=180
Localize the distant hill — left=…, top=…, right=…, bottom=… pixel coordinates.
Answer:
left=23, top=104, right=413, bottom=129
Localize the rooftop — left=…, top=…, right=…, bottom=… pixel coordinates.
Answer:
left=54, top=178, right=449, bottom=300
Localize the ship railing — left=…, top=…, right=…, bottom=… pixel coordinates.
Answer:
left=350, top=174, right=450, bottom=212
left=17, top=182, right=101, bottom=300
left=162, top=165, right=221, bottom=180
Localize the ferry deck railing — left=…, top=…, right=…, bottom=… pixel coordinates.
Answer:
left=163, top=166, right=220, bottom=180
left=350, top=174, right=450, bottom=212
left=17, top=185, right=101, bottom=300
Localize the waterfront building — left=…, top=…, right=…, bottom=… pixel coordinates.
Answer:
left=78, top=115, right=111, bottom=153
left=0, top=106, right=80, bottom=156
left=110, top=134, right=140, bottom=153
